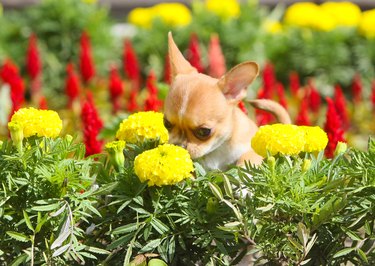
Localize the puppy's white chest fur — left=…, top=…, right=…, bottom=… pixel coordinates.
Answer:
left=200, top=141, right=250, bottom=170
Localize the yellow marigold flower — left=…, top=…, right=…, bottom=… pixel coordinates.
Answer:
left=251, top=124, right=305, bottom=157
left=264, top=20, right=283, bottom=34
left=81, top=0, right=97, bottom=4
left=153, top=3, right=192, bottom=27
left=205, top=0, right=240, bottom=20
left=321, top=2, right=362, bottom=27
left=300, top=126, right=328, bottom=153
left=116, top=111, right=168, bottom=144
left=9, top=107, right=62, bottom=138
left=134, top=144, right=194, bottom=187
left=127, top=7, right=154, bottom=28
left=284, top=2, right=336, bottom=31
left=359, top=9, right=375, bottom=38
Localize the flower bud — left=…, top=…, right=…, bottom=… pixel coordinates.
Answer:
left=334, top=142, right=347, bottom=157
left=206, top=197, right=219, bottom=214
left=65, top=134, right=73, bottom=144
left=267, top=156, right=276, bottom=171
left=8, top=121, right=24, bottom=153
left=105, top=140, right=126, bottom=172
left=302, top=159, right=311, bottom=172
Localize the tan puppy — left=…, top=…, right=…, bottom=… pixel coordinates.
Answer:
left=164, top=32, right=290, bottom=170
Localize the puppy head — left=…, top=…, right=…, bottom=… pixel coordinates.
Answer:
left=164, top=32, right=258, bottom=159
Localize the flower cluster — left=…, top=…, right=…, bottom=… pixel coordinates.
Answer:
left=205, top=0, right=240, bottom=20
left=359, top=9, right=375, bottom=39
left=284, top=2, right=362, bottom=31
left=9, top=107, right=62, bottom=138
left=127, top=3, right=192, bottom=28
left=116, top=111, right=168, bottom=144
left=251, top=124, right=328, bottom=157
left=134, top=144, right=194, bottom=187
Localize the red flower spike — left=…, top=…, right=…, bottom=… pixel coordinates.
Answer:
left=289, top=71, right=300, bottom=97
left=144, top=94, right=162, bottom=112
left=334, top=84, right=349, bottom=129
left=109, top=65, right=124, bottom=114
left=295, top=97, right=310, bottom=126
left=262, top=62, right=276, bottom=99
left=123, top=39, right=140, bottom=86
left=38, top=96, right=48, bottom=110
left=146, top=70, right=158, bottom=95
left=351, top=73, right=362, bottom=103
left=307, top=79, right=321, bottom=113
left=127, top=89, right=139, bottom=113
left=371, top=80, right=375, bottom=109
left=208, top=34, right=226, bottom=78
left=238, top=101, right=248, bottom=115
left=324, top=97, right=346, bottom=158
left=187, top=33, right=204, bottom=73
left=275, top=82, right=288, bottom=109
left=164, top=53, right=171, bottom=84
left=26, top=33, right=42, bottom=80
left=81, top=92, right=103, bottom=156
left=79, top=31, right=95, bottom=84
left=0, top=59, right=25, bottom=113
left=65, top=63, right=81, bottom=108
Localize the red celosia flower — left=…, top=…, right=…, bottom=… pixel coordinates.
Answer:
left=371, top=80, right=375, bottom=109
left=255, top=88, right=273, bottom=125
left=123, top=39, right=140, bottom=85
left=144, top=70, right=162, bottom=111
left=146, top=70, right=158, bottom=95
left=351, top=73, right=362, bottom=103
left=144, top=94, right=163, bottom=112
left=289, top=71, right=300, bottom=97
left=65, top=63, right=81, bottom=108
left=0, top=59, right=25, bottom=113
left=127, top=89, right=139, bottom=112
left=307, top=79, right=321, bottom=113
left=26, top=33, right=41, bottom=80
left=79, top=31, right=95, bottom=84
left=208, top=34, right=226, bottom=78
left=238, top=101, right=247, bottom=115
left=324, top=97, right=346, bottom=158
left=109, top=65, right=124, bottom=114
left=38, top=96, right=48, bottom=110
left=295, top=97, right=310, bottom=126
left=262, top=62, right=276, bottom=99
left=164, top=53, right=171, bottom=84
left=81, top=92, right=103, bottom=156
left=187, top=33, right=204, bottom=73
left=334, top=84, right=349, bottom=129
left=275, top=82, right=288, bottom=109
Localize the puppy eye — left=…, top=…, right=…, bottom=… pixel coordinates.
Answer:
left=194, top=127, right=212, bottom=140
left=163, top=117, right=173, bottom=131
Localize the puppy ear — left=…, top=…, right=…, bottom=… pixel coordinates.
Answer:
left=217, top=62, right=259, bottom=102
left=168, top=32, right=197, bottom=79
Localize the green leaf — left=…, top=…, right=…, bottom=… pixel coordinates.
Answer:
left=6, top=231, right=29, bottom=242
left=148, top=259, right=168, bottom=266
left=86, top=246, right=110, bottom=255
left=222, top=199, right=242, bottom=221
left=139, top=239, right=162, bottom=253
left=222, top=174, right=233, bottom=199
left=123, top=245, right=133, bottom=266
left=31, top=202, right=61, bottom=212
left=117, top=200, right=132, bottom=214
left=9, top=253, right=28, bottom=266
left=23, top=210, right=34, bottom=232
left=333, top=247, right=355, bottom=258
left=357, top=248, right=368, bottom=263
left=107, top=234, right=133, bottom=250
left=208, top=182, right=223, bottom=201
left=51, top=217, right=71, bottom=249
left=52, top=243, right=70, bottom=257
left=112, top=223, right=139, bottom=235
left=151, top=218, right=169, bottom=234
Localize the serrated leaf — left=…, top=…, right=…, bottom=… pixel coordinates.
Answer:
left=139, top=239, right=162, bottom=253
left=357, top=248, right=368, bottom=263
left=86, top=246, right=110, bottom=255
left=333, top=247, right=355, bottom=258
left=256, top=203, right=274, bottom=212
left=23, top=210, right=34, bottom=232
left=117, top=200, right=132, bottom=214
left=52, top=243, right=70, bottom=257
left=112, top=223, right=138, bottom=235
left=222, top=174, right=233, bottom=199
left=50, top=204, right=66, bottom=217
left=51, top=217, right=71, bottom=249
left=9, top=253, right=28, bottom=266
left=6, top=231, right=29, bottom=242
left=31, top=202, right=60, bottom=212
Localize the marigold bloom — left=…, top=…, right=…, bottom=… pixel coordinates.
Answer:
left=153, top=3, right=192, bottom=27
left=187, top=33, right=204, bottom=73
left=79, top=31, right=96, bottom=84
left=251, top=124, right=305, bottom=157
left=127, top=7, right=153, bottom=28
left=208, top=34, right=226, bottom=78
left=264, top=20, right=283, bottom=34
left=134, top=144, right=194, bottom=187
left=300, top=126, right=328, bottom=153
left=116, top=111, right=168, bottom=144
left=321, top=2, right=361, bottom=27
left=205, top=0, right=240, bottom=20
left=359, top=9, right=375, bottom=38
left=9, top=107, right=62, bottom=138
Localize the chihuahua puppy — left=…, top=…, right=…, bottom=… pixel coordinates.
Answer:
left=164, top=32, right=291, bottom=170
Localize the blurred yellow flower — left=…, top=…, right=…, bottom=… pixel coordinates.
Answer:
left=359, top=9, right=375, bottom=38
left=321, top=2, right=362, bottom=27
left=251, top=124, right=305, bottom=157
left=300, top=126, right=328, bottom=153
left=134, top=144, right=194, bottom=186
left=9, top=108, right=62, bottom=138
left=251, top=124, right=328, bottom=157
left=116, top=111, right=169, bottom=144
left=205, top=0, right=240, bottom=20
left=81, top=0, right=97, bottom=4
left=284, top=2, right=336, bottom=31
left=264, top=20, right=283, bottom=34
left=127, top=3, right=192, bottom=28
